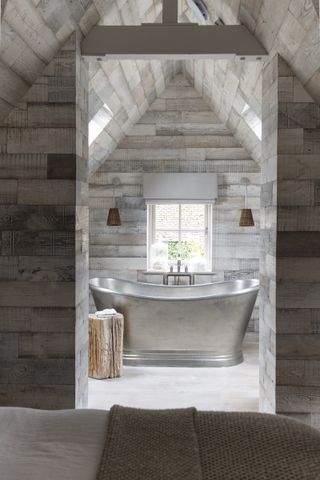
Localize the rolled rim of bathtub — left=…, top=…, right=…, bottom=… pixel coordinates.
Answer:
left=89, top=277, right=259, bottom=301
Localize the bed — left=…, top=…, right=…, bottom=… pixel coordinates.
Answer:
left=0, top=408, right=108, bottom=480
left=1, top=406, right=320, bottom=480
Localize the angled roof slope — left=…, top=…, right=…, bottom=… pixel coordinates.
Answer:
left=88, top=60, right=182, bottom=173
left=182, top=0, right=319, bottom=163
left=0, top=0, right=319, bottom=170
left=104, top=73, right=254, bottom=169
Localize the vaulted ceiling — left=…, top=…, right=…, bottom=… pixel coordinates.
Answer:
left=0, top=0, right=319, bottom=173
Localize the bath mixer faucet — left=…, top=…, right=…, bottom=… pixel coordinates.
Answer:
left=163, top=271, right=195, bottom=286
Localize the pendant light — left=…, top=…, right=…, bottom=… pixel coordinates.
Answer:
left=107, top=207, right=121, bottom=226
left=107, top=177, right=121, bottom=226
left=239, top=177, right=254, bottom=227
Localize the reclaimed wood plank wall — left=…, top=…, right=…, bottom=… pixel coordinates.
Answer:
left=89, top=74, right=260, bottom=332
left=88, top=59, right=181, bottom=174
left=260, top=55, right=320, bottom=428
left=0, top=32, right=89, bottom=409
left=183, top=0, right=319, bottom=165
left=0, top=1, right=318, bottom=176
left=260, top=54, right=278, bottom=414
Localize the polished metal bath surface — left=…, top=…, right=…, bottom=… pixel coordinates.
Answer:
left=89, top=278, right=259, bottom=367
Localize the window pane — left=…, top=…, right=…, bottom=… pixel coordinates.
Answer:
left=167, top=241, right=180, bottom=261
left=181, top=204, right=205, bottom=230
left=155, top=231, right=180, bottom=261
left=155, top=204, right=179, bottom=230
left=181, top=232, right=205, bottom=260
left=155, top=231, right=179, bottom=243
left=149, top=203, right=210, bottom=270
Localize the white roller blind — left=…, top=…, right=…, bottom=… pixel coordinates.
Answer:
left=143, top=173, right=218, bottom=204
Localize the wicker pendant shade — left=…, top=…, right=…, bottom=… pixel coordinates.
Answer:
left=107, top=208, right=121, bottom=226
left=107, top=177, right=122, bottom=226
left=239, top=208, right=254, bottom=227
left=239, top=177, right=254, bottom=227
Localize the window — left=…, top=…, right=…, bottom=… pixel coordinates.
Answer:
left=147, top=203, right=212, bottom=271
left=233, top=93, right=262, bottom=140
left=89, top=104, right=113, bottom=146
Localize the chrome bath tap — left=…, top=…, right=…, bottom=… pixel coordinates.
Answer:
left=163, top=260, right=195, bottom=285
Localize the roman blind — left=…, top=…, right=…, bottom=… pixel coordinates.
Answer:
left=143, top=173, right=218, bottom=204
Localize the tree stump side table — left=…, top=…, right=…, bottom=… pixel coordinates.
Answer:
left=89, top=313, right=124, bottom=379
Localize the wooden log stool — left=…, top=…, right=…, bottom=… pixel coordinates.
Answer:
left=89, top=313, right=124, bottom=379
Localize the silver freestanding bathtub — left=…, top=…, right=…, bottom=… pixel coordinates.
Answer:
left=89, top=278, right=259, bottom=367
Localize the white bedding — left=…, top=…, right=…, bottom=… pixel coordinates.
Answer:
left=0, top=408, right=108, bottom=480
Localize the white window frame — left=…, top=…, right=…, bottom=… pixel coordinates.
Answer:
left=147, top=203, right=213, bottom=272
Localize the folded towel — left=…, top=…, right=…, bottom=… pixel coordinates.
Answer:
left=95, top=308, right=118, bottom=317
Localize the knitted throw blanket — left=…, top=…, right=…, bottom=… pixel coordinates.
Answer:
left=97, top=405, right=320, bottom=480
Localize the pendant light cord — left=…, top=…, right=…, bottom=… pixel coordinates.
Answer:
left=245, top=183, right=247, bottom=209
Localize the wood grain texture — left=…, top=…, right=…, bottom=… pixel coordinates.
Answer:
left=89, top=75, right=260, bottom=334
left=89, top=314, right=124, bottom=379
left=0, top=32, right=89, bottom=409
left=260, top=55, right=320, bottom=425
left=0, top=0, right=318, bottom=175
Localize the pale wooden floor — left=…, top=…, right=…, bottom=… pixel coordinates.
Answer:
left=88, top=337, right=259, bottom=411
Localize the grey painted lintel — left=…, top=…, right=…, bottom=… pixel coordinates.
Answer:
left=82, top=25, right=268, bottom=60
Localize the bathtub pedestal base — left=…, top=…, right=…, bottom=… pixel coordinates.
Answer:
left=123, top=350, right=243, bottom=368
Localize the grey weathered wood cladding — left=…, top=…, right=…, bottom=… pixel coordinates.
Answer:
left=89, top=75, right=260, bottom=332
left=0, top=32, right=89, bottom=409
left=260, top=55, right=320, bottom=429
